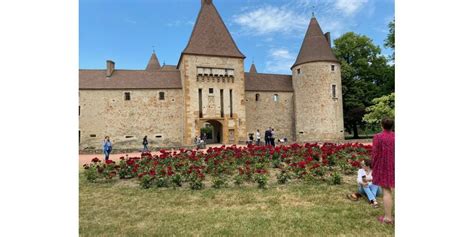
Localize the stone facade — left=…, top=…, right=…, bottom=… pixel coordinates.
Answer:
left=179, top=55, right=247, bottom=145
left=292, top=62, right=344, bottom=141
left=79, top=89, right=183, bottom=149
left=245, top=91, right=295, bottom=141
left=78, top=1, right=345, bottom=150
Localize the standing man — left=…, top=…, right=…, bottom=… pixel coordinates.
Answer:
left=103, top=136, right=112, bottom=161
left=142, top=136, right=149, bottom=152
left=256, top=129, right=261, bottom=146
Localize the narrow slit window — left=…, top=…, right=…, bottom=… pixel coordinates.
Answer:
left=256, top=93, right=260, bottom=101
left=229, top=89, right=233, bottom=118
left=209, top=88, right=214, bottom=94
left=159, top=92, right=165, bottom=100
left=124, top=92, right=131, bottom=101
left=332, top=85, right=337, bottom=98
left=220, top=89, right=224, bottom=118
left=297, top=68, right=301, bottom=74
left=198, top=89, right=203, bottom=118
left=331, top=65, right=335, bottom=71
left=90, top=134, right=96, bottom=138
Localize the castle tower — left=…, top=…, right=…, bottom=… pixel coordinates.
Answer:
left=178, top=0, right=247, bottom=145
left=291, top=16, right=344, bottom=142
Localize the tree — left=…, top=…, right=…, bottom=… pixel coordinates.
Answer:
left=333, top=32, right=394, bottom=138
left=363, top=93, right=395, bottom=125
left=384, top=19, right=395, bottom=60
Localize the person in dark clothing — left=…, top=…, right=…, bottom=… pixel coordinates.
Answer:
left=142, top=136, right=149, bottom=152
left=270, top=128, right=276, bottom=147
left=264, top=127, right=271, bottom=146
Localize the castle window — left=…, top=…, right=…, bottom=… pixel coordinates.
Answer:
left=159, top=92, right=165, bottom=100
left=331, top=65, right=335, bottom=71
left=125, top=135, right=134, bottom=139
left=124, top=92, right=131, bottom=101
left=332, top=85, right=337, bottom=98
left=90, top=134, right=96, bottom=138
left=209, top=88, right=214, bottom=94
left=198, top=89, right=203, bottom=118
left=273, top=94, right=279, bottom=102
left=256, top=93, right=260, bottom=101
left=229, top=89, right=233, bottom=118
left=297, top=68, right=301, bottom=74
left=220, top=89, right=224, bottom=118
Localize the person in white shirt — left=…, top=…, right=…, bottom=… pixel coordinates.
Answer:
left=348, top=160, right=381, bottom=207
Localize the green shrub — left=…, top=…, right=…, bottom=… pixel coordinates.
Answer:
left=83, top=164, right=99, bottom=182
left=277, top=170, right=291, bottom=184
left=233, top=175, right=244, bottom=186
left=171, top=174, right=183, bottom=187
left=139, top=174, right=154, bottom=189
left=254, top=173, right=268, bottom=189
left=155, top=176, right=169, bottom=188
left=212, top=176, right=227, bottom=189
left=330, top=172, right=342, bottom=185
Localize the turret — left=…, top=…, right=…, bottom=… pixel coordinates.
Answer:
left=291, top=16, right=344, bottom=142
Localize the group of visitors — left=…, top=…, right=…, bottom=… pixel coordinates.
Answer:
left=247, top=127, right=278, bottom=147
left=194, top=135, right=206, bottom=149
left=347, top=118, right=395, bottom=225
left=101, top=135, right=149, bottom=161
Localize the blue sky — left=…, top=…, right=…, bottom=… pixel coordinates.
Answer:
left=80, top=0, right=394, bottom=74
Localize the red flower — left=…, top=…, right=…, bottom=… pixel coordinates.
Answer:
left=91, top=157, right=100, bottom=163
left=149, top=170, right=156, bottom=177
left=105, top=160, right=114, bottom=165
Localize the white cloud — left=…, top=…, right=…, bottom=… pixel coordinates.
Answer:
left=265, top=48, right=296, bottom=74
left=335, top=0, right=369, bottom=16
left=233, top=6, right=307, bottom=35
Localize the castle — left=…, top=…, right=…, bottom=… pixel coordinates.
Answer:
left=79, top=0, right=344, bottom=149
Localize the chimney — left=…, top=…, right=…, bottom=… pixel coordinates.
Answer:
left=324, top=32, right=331, bottom=47
left=106, top=60, right=115, bottom=77
left=201, top=0, right=212, bottom=5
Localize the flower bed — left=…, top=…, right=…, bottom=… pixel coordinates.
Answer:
left=83, top=143, right=372, bottom=189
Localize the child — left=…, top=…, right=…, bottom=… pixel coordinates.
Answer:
left=347, top=160, right=381, bottom=208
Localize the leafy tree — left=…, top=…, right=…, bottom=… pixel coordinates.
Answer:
left=384, top=19, right=395, bottom=60
left=363, top=93, right=395, bottom=125
left=333, top=32, right=394, bottom=138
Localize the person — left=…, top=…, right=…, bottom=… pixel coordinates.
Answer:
left=347, top=160, right=381, bottom=207
left=142, top=136, right=149, bottom=152
left=264, top=128, right=270, bottom=146
left=255, top=129, right=261, bottom=146
left=102, top=136, right=112, bottom=161
left=372, top=118, right=395, bottom=224
left=249, top=133, right=254, bottom=145
left=270, top=128, right=276, bottom=147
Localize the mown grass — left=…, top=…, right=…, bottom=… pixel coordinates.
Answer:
left=79, top=172, right=394, bottom=236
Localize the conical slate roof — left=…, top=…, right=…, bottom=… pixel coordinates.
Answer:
left=292, top=16, right=338, bottom=69
left=180, top=0, right=245, bottom=60
left=249, top=63, right=257, bottom=73
left=145, top=52, right=161, bottom=71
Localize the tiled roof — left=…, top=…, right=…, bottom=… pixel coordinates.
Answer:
left=79, top=69, right=182, bottom=89
left=179, top=0, right=245, bottom=66
left=145, top=52, right=161, bottom=71
left=292, top=16, right=338, bottom=69
left=245, top=72, right=293, bottom=92
left=249, top=63, right=257, bottom=74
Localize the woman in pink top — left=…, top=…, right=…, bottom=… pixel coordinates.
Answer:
left=372, top=118, right=395, bottom=224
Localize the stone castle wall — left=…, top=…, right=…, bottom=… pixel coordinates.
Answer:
left=79, top=89, right=184, bottom=150
left=292, top=62, right=344, bottom=141
left=245, top=91, right=295, bottom=141
left=179, top=55, right=247, bottom=145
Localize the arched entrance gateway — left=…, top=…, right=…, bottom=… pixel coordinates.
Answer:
left=200, top=120, right=223, bottom=144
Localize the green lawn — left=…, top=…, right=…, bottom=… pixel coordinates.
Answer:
left=79, top=172, right=394, bottom=236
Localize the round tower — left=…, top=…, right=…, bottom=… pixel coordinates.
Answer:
left=291, top=16, right=344, bottom=142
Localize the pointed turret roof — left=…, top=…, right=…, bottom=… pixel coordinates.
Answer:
left=145, top=52, right=161, bottom=71
left=292, top=16, right=338, bottom=69
left=179, top=0, right=245, bottom=66
left=249, top=63, right=257, bottom=74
